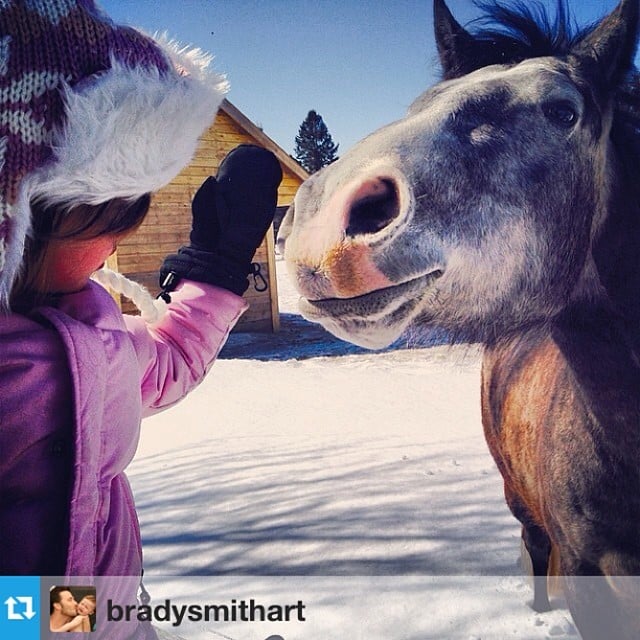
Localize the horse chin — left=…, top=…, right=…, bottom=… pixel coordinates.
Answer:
left=299, top=308, right=406, bottom=349
left=297, top=270, right=443, bottom=349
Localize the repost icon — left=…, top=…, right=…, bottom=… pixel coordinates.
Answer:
left=0, top=577, right=40, bottom=640
left=5, top=595, right=37, bottom=620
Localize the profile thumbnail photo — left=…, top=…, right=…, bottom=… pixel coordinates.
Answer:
left=49, top=585, right=97, bottom=633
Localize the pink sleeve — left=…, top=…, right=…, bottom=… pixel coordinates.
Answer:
left=123, top=280, right=248, bottom=417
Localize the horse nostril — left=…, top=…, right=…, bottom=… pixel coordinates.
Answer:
left=345, top=178, right=400, bottom=237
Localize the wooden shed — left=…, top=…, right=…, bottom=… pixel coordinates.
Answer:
left=110, top=98, right=309, bottom=332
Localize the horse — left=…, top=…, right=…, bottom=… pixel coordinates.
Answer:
left=277, top=0, right=640, bottom=637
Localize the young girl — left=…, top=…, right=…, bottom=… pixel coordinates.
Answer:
left=0, top=2, right=282, bottom=639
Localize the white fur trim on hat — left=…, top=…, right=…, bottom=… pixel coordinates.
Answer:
left=30, top=50, right=227, bottom=206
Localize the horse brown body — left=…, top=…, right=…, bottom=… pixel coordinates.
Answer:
left=482, top=305, right=640, bottom=635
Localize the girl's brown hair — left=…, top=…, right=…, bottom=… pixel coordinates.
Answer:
left=11, top=194, right=151, bottom=311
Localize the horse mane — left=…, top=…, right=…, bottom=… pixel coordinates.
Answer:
left=468, top=0, right=586, bottom=60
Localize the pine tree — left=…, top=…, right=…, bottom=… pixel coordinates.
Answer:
left=294, top=110, right=339, bottom=174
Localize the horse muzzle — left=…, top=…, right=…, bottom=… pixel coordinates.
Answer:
left=279, top=161, right=448, bottom=346
left=293, top=269, right=443, bottom=350
left=281, top=165, right=415, bottom=292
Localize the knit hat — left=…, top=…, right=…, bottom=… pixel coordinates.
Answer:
left=0, top=0, right=228, bottom=309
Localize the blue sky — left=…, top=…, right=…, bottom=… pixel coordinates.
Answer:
left=100, top=0, right=627, bottom=157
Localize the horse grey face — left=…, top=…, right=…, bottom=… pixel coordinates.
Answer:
left=279, top=0, right=638, bottom=348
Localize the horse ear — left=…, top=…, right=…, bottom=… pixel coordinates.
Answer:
left=571, top=0, right=639, bottom=90
left=433, top=0, right=478, bottom=79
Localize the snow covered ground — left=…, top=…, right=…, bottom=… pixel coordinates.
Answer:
left=128, top=257, right=578, bottom=640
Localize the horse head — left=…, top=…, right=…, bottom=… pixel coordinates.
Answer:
left=278, top=0, right=640, bottom=348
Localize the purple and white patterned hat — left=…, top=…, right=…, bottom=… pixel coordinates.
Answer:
left=0, top=0, right=227, bottom=309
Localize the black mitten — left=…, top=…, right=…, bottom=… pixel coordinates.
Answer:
left=159, top=145, right=282, bottom=297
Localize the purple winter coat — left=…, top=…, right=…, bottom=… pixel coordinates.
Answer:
left=0, top=280, right=247, bottom=579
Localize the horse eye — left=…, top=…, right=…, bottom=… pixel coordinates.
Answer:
left=543, top=101, right=577, bottom=127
